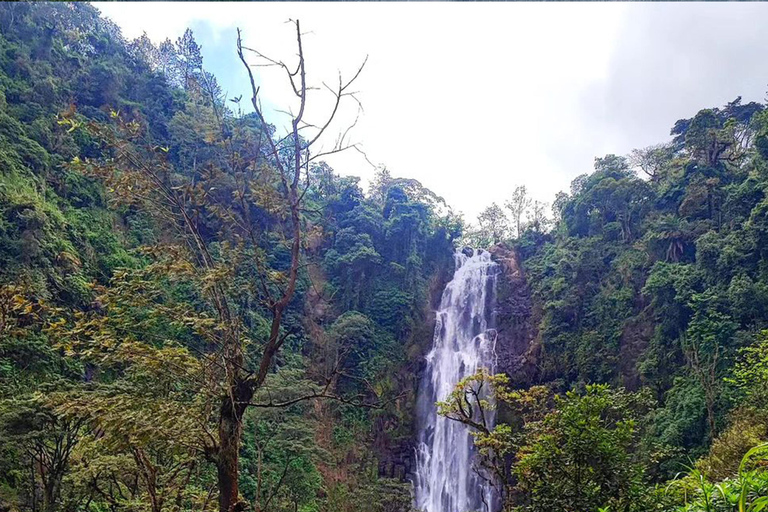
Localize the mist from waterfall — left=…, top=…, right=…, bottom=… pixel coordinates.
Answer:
left=414, top=248, right=499, bottom=512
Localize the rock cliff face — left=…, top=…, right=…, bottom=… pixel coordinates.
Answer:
left=489, top=244, right=539, bottom=385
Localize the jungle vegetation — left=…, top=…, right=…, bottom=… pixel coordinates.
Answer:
left=454, top=83, right=768, bottom=512
left=1, top=3, right=768, bottom=512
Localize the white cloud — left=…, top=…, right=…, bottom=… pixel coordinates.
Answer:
left=93, top=2, right=768, bottom=221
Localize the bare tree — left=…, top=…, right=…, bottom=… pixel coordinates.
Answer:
left=73, top=20, right=367, bottom=512
left=67, top=19, right=368, bottom=512
left=504, top=185, right=532, bottom=238
left=628, top=143, right=673, bottom=182
left=476, top=203, right=510, bottom=246
left=0, top=403, right=83, bottom=512
left=204, top=21, right=368, bottom=512
left=526, top=200, right=550, bottom=233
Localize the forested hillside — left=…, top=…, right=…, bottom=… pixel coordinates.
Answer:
left=0, top=4, right=456, bottom=512
left=456, top=94, right=768, bottom=510
left=2, top=3, right=768, bottom=512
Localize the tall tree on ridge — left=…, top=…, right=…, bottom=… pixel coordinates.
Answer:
left=505, top=185, right=532, bottom=239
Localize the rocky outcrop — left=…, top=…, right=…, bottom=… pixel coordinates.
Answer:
left=489, top=244, right=539, bottom=385
left=378, top=443, right=414, bottom=481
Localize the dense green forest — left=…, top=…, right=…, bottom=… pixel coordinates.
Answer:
left=454, top=95, right=768, bottom=510
left=1, top=3, right=768, bottom=512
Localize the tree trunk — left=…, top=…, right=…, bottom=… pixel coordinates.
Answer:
left=706, top=398, right=716, bottom=439
left=30, top=461, right=38, bottom=512
left=217, top=379, right=253, bottom=512
left=217, top=410, right=241, bottom=512
left=42, top=475, right=60, bottom=512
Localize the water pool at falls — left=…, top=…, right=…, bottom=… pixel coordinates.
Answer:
left=414, top=248, right=499, bottom=512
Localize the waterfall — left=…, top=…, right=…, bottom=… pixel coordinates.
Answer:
left=414, top=248, right=499, bottom=512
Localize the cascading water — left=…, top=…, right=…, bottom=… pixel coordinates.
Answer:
left=414, top=248, right=499, bottom=512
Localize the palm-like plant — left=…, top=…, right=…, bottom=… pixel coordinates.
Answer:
left=734, top=444, right=768, bottom=512
left=663, top=443, right=768, bottom=512
left=645, top=215, right=693, bottom=262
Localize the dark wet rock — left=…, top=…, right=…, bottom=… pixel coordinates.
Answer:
left=379, top=442, right=415, bottom=481
left=462, top=246, right=474, bottom=258
left=488, top=244, right=539, bottom=385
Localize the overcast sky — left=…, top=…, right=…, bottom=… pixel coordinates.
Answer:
left=94, top=2, right=768, bottom=221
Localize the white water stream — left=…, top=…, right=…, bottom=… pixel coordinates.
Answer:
left=414, top=249, right=499, bottom=512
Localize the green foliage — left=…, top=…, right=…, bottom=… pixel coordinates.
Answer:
left=5, top=3, right=768, bottom=512
left=502, top=95, right=768, bottom=485
left=0, top=6, right=461, bottom=512
left=663, top=444, right=768, bottom=512
left=514, top=385, right=652, bottom=512
left=459, top=94, right=768, bottom=507
left=729, top=330, right=768, bottom=409
left=240, top=405, right=324, bottom=512
left=438, top=371, right=653, bottom=512
left=443, top=94, right=768, bottom=510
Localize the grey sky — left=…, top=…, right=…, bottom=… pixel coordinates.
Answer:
left=95, top=2, right=768, bottom=221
